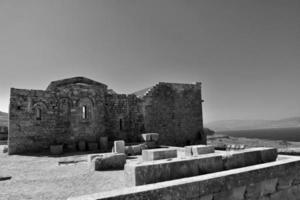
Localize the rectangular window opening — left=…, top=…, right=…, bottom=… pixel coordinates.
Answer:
left=82, top=106, right=87, bottom=119
left=119, top=119, right=123, bottom=130
left=36, top=108, right=41, bottom=120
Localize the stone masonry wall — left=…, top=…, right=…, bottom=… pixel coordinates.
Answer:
left=143, top=82, right=204, bottom=146
left=68, top=155, right=300, bottom=200
left=8, top=77, right=146, bottom=154
left=105, top=93, right=144, bottom=142
left=8, top=78, right=110, bottom=154
left=9, top=88, right=58, bottom=154
left=8, top=77, right=206, bottom=154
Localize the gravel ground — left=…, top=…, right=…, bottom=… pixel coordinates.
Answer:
left=0, top=152, right=127, bottom=200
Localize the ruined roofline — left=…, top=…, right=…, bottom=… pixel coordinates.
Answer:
left=132, top=81, right=202, bottom=98
left=46, top=76, right=107, bottom=91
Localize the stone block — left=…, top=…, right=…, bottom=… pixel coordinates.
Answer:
left=88, top=142, right=98, bottom=151
left=78, top=141, right=86, bottom=151
left=142, top=148, right=177, bottom=161
left=87, top=153, right=101, bottom=166
left=223, top=148, right=278, bottom=170
left=141, top=133, right=159, bottom=142
left=99, top=137, right=108, bottom=151
left=132, top=145, right=142, bottom=155
left=214, top=186, right=246, bottom=200
left=50, top=145, right=63, bottom=155
left=260, top=148, right=277, bottom=163
left=144, top=141, right=158, bottom=149
left=125, top=153, right=223, bottom=186
left=177, top=147, right=188, bottom=158
left=199, top=194, right=213, bottom=200
left=91, top=153, right=126, bottom=171
left=184, top=145, right=214, bottom=156
left=245, top=182, right=262, bottom=199
left=113, top=140, right=125, bottom=154
left=66, top=143, right=76, bottom=152
left=223, top=151, right=246, bottom=170
left=260, top=178, right=278, bottom=196
left=125, top=146, right=134, bottom=155
left=277, top=175, right=293, bottom=190
left=269, top=185, right=300, bottom=200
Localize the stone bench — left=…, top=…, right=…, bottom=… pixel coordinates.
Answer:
left=125, top=153, right=223, bottom=186
left=125, top=147, right=278, bottom=186
left=222, top=147, right=277, bottom=170
left=67, top=155, right=300, bottom=200
left=142, top=148, right=177, bottom=161
left=178, top=145, right=215, bottom=157
left=89, top=153, right=126, bottom=171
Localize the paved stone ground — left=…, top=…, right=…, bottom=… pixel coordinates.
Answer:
left=0, top=151, right=127, bottom=200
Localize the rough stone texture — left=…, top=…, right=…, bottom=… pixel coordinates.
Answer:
left=78, top=140, right=86, bottom=151
left=68, top=155, right=300, bottom=200
left=222, top=148, right=277, bottom=170
left=141, top=133, right=159, bottom=142
left=50, top=145, right=63, bottom=155
left=125, top=148, right=277, bottom=187
left=8, top=77, right=205, bottom=154
left=99, top=136, right=108, bottom=151
left=90, top=153, right=126, bottom=171
left=88, top=142, right=98, bottom=151
left=182, top=145, right=214, bottom=157
left=132, top=145, right=142, bottom=155
left=142, top=148, right=177, bottom=161
left=214, top=186, right=246, bottom=200
left=125, top=153, right=223, bottom=186
left=142, top=82, right=205, bottom=147
left=260, top=178, right=278, bottom=196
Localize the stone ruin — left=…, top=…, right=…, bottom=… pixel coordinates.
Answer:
left=70, top=138, right=300, bottom=200
left=8, top=76, right=205, bottom=154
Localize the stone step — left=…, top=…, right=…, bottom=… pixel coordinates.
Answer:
left=142, top=148, right=177, bottom=161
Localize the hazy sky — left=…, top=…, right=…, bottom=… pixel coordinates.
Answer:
left=0, top=0, right=299, bottom=123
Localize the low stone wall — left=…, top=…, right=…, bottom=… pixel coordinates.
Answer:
left=125, top=147, right=277, bottom=186
left=125, top=153, right=223, bottom=186
left=68, top=155, right=300, bottom=200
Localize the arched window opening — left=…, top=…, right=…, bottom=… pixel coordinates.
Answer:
left=82, top=106, right=87, bottom=119
left=36, top=108, right=42, bottom=120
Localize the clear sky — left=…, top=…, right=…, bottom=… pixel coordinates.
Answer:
left=0, top=0, right=299, bottom=123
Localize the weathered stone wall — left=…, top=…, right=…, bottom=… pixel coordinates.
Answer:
left=105, top=93, right=144, bottom=142
left=68, top=155, right=300, bottom=200
left=8, top=77, right=110, bottom=154
left=8, top=77, right=205, bottom=154
left=143, top=82, right=204, bottom=146
left=9, top=88, right=58, bottom=153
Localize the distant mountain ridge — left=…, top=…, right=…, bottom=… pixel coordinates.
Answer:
left=205, top=117, right=300, bottom=132
left=0, top=111, right=8, bottom=126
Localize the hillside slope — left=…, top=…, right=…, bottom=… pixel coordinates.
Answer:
left=0, top=111, right=8, bottom=126
left=206, top=117, right=300, bottom=132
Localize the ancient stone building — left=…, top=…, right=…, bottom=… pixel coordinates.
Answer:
left=8, top=77, right=205, bottom=154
